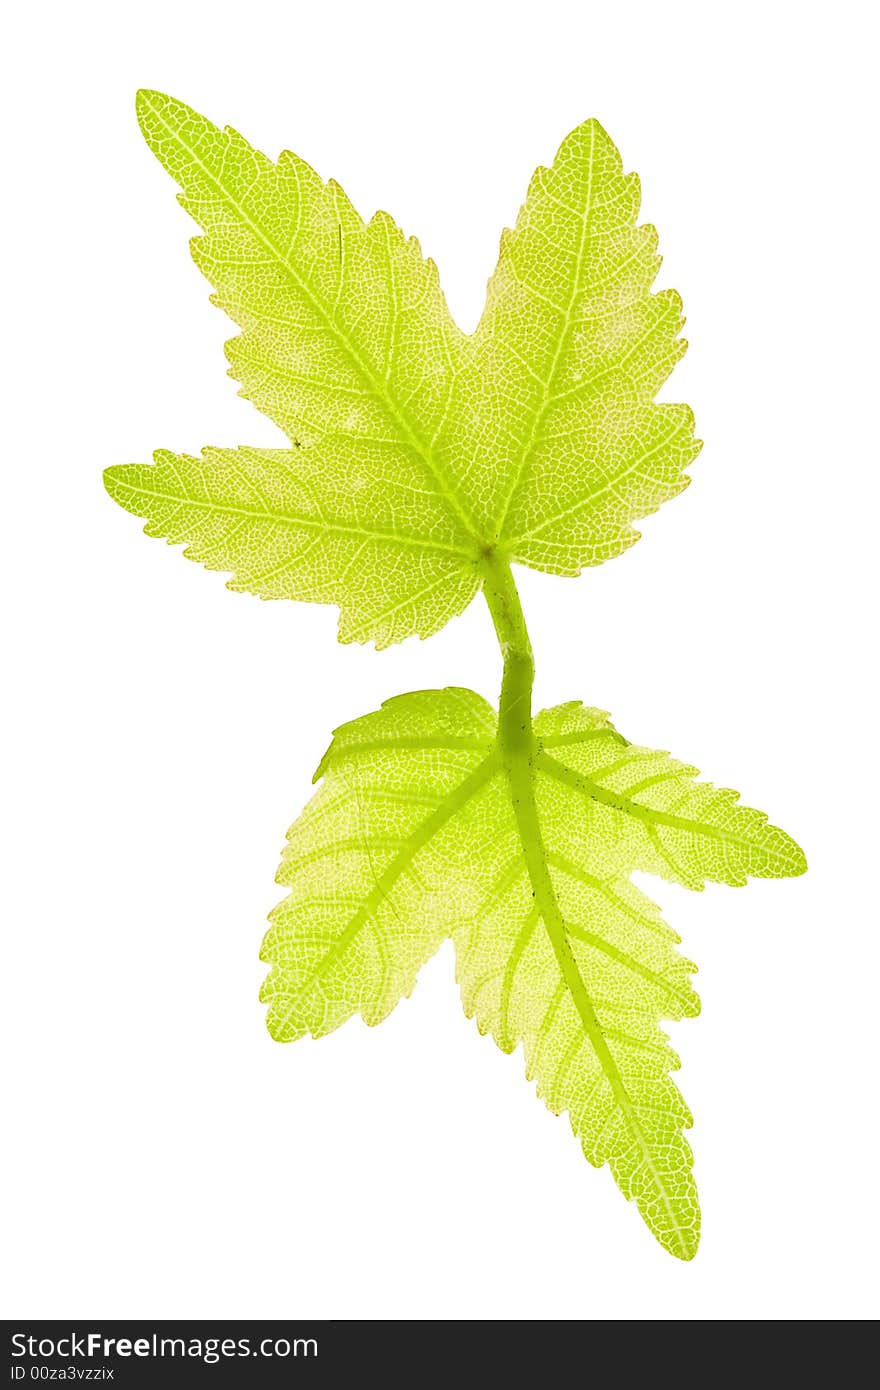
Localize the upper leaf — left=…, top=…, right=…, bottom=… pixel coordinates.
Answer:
left=107, top=98, right=700, bottom=643
left=262, top=688, right=804, bottom=1257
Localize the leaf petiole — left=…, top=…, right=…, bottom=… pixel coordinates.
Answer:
left=480, top=551, right=534, bottom=757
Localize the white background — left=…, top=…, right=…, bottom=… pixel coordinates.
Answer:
left=3, top=0, right=877, bottom=1321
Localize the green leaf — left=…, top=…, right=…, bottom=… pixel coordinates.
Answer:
left=262, top=688, right=804, bottom=1259
left=106, top=96, right=699, bottom=643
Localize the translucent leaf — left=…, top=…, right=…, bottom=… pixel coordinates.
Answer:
left=262, top=689, right=805, bottom=1258
left=106, top=97, right=700, bottom=642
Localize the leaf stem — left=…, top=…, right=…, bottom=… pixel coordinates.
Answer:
left=480, top=550, right=535, bottom=757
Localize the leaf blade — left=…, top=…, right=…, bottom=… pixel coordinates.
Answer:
left=276, top=689, right=804, bottom=1255
left=488, top=721, right=700, bottom=1259
left=127, top=90, right=484, bottom=643
left=261, top=689, right=498, bottom=1038
left=476, top=118, right=701, bottom=568
left=134, top=92, right=465, bottom=475
left=534, top=703, right=807, bottom=888
left=104, top=446, right=480, bottom=646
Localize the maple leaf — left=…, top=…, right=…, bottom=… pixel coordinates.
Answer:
left=106, top=92, right=698, bottom=645
left=262, top=684, right=802, bottom=1260
left=105, top=94, right=805, bottom=1258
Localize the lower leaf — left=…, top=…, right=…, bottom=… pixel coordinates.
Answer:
left=261, top=686, right=805, bottom=1258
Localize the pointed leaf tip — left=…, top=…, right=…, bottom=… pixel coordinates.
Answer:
left=663, top=1222, right=700, bottom=1262
left=103, top=464, right=127, bottom=503
left=134, top=87, right=164, bottom=125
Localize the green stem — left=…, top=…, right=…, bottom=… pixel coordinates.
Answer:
left=480, top=550, right=535, bottom=758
